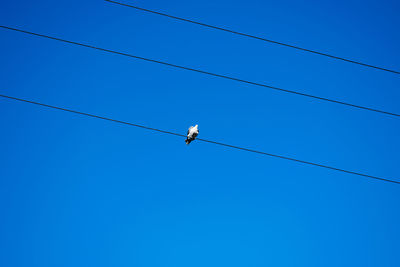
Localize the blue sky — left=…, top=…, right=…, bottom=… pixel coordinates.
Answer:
left=1, top=0, right=399, bottom=266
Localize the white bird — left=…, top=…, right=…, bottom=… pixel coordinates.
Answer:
left=185, top=124, right=199, bottom=145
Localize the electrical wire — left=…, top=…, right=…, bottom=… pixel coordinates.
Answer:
left=105, top=0, right=400, bottom=75
left=1, top=93, right=399, bottom=185
left=1, top=25, right=399, bottom=118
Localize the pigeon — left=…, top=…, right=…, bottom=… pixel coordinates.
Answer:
left=185, top=124, right=199, bottom=145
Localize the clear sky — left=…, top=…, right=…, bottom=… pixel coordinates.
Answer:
left=1, top=0, right=400, bottom=266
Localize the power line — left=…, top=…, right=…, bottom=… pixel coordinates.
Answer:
left=1, top=93, right=399, bottom=185
left=105, top=0, right=400, bottom=75
left=1, top=25, right=399, bottom=119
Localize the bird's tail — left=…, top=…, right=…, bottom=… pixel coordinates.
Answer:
left=185, top=138, right=191, bottom=145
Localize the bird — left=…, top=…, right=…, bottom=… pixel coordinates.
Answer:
left=185, top=124, right=199, bottom=145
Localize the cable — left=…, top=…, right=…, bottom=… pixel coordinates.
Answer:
left=1, top=25, right=399, bottom=119
left=1, top=93, right=399, bottom=185
left=105, top=0, right=400, bottom=75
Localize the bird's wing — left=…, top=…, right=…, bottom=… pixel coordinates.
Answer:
left=187, top=126, right=193, bottom=135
